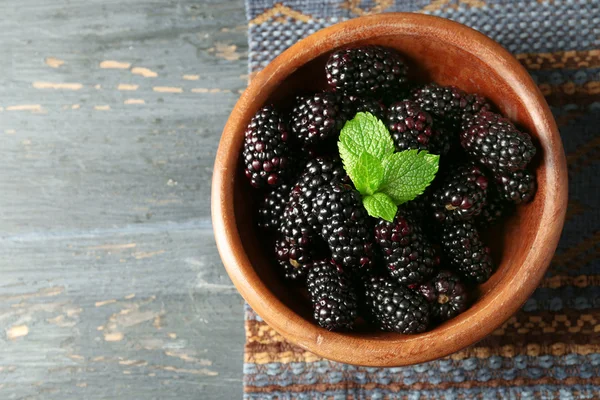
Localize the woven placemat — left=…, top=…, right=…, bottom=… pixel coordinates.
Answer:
left=242, top=1, right=600, bottom=399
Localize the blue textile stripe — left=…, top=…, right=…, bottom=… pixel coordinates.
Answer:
left=242, top=0, right=600, bottom=399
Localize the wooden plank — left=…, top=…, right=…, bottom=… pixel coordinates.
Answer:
left=0, top=0, right=249, bottom=398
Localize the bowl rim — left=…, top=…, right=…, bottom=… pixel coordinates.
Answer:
left=211, top=13, right=568, bottom=367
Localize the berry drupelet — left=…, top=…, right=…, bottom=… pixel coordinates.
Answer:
left=242, top=105, right=291, bottom=188
left=440, top=222, right=494, bottom=284
left=419, top=271, right=469, bottom=322
left=460, top=111, right=536, bottom=173
left=430, top=163, right=489, bottom=223
left=290, top=92, right=347, bottom=145
left=412, top=83, right=491, bottom=131
left=365, top=276, right=430, bottom=334
left=257, top=184, right=292, bottom=230
left=325, top=46, right=408, bottom=96
left=496, top=169, right=537, bottom=204
left=312, top=182, right=374, bottom=272
left=374, top=209, right=437, bottom=285
left=307, top=261, right=358, bottom=330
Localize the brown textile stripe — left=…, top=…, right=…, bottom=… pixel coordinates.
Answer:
left=541, top=82, right=600, bottom=106
left=245, top=377, right=600, bottom=393
left=245, top=343, right=600, bottom=364
left=540, top=274, right=600, bottom=288
left=517, top=49, right=600, bottom=70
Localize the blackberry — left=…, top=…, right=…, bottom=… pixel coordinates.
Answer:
left=295, top=157, right=347, bottom=229
left=364, top=276, right=430, bottom=334
left=352, top=96, right=387, bottom=121
left=312, top=182, right=374, bottom=272
left=258, top=184, right=292, bottom=230
left=386, top=100, right=436, bottom=152
left=307, top=261, right=357, bottom=330
left=476, top=184, right=510, bottom=228
left=460, top=111, right=536, bottom=173
left=496, top=169, right=536, bottom=204
left=242, top=105, right=291, bottom=188
left=290, top=92, right=348, bottom=145
left=419, top=271, right=469, bottom=322
left=374, top=210, right=436, bottom=285
left=412, top=84, right=491, bottom=131
left=275, top=237, right=313, bottom=280
left=325, top=46, right=408, bottom=96
left=430, top=163, right=489, bottom=223
left=440, top=222, right=494, bottom=284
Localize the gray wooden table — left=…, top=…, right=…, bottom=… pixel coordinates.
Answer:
left=1, top=1, right=248, bottom=398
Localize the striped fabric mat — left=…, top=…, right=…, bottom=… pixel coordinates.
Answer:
left=242, top=1, right=600, bottom=398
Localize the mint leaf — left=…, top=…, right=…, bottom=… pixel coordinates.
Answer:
left=380, top=150, right=440, bottom=204
left=363, top=192, right=397, bottom=222
left=351, top=152, right=384, bottom=195
left=338, top=112, right=395, bottom=177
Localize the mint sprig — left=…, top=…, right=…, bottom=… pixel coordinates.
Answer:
left=338, top=112, right=440, bottom=222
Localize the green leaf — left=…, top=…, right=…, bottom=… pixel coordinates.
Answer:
left=351, top=152, right=384, bottom=196
left=338, top=112, right=395, bottom=178
left=362, top=192, right=397, bottom=222
left=379, top=150, right=440, bottom=205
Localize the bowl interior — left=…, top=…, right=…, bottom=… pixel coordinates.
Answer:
left=236, top=35, right=543, bottom=334
left=219, top=15, right=565, bottom=366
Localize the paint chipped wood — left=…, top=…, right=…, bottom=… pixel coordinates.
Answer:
left=0, top=0, right=247, bottom=398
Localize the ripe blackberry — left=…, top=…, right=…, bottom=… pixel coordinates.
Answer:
left=374, top=210, right=436, bottom=285
left=496, top=169, right=537, bottom=204
left=290, top=92, right=348, bottom=145
left=352, top=96, right=387, bottom=121
left=419, top=271, right=469, bottom=322
left=430, top=163, right=489, bottom=223
left=242, top=105, right=290, bottom=188
left=295, top=157, right=347, bottom=229
left=364, top=276, right=430, bottom=334
left=386, top=100, right=436, bottom=151
left=307, top=261, right=357, bottom=330
left=275, top=237, right=313, bottom=280
left=476, top=184, right=510, bottom=228
left=312, top=182, right=374, bottom=272
left=441, top=222, right=494, bottom=284
left=412, top=84, right=491, bottom=131
left=325, top=46, right=408, bottom=96
left=258, top=184, right=292, bottom=230
left=460, top=111, right=536, bottom=173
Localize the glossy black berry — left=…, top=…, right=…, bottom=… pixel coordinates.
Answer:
left=476, top=184, right=511, bottom=228
left=412, top=84, right=491, bottom=131
left=386, top=100, right=438, bottom=152
left=365, top=276, right=430, bottom=334
left=325, top=46, right=408, bottom=96
left=258, top=184, right=292, bottom=230
left=351, top=96, right=387, bottom=121
left=374, top=209, right=437, bottom=285
left=307, top=261, right=358, bottom=330
left=460, top=111, right=536, bottom=173
left=312, top=182, right=374, bottom=273
left=242, top=105, right=290, bottom=188
left=419, top=271, right=469, bottom=322
left=440, top=222, right=494, bottom=284
left=275, top=237, right=314, bottom=280
left=496, top=169, right=537, bottom=204
left=290, top=92, right=348, bottom=145
left=430, top=163, right=489, bottom=223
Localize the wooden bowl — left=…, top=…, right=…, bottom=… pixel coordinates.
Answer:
left=212, top=13, right=568, bottom=366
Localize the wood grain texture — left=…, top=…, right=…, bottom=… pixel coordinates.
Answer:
left=0, top=0, right=247, bottom=398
